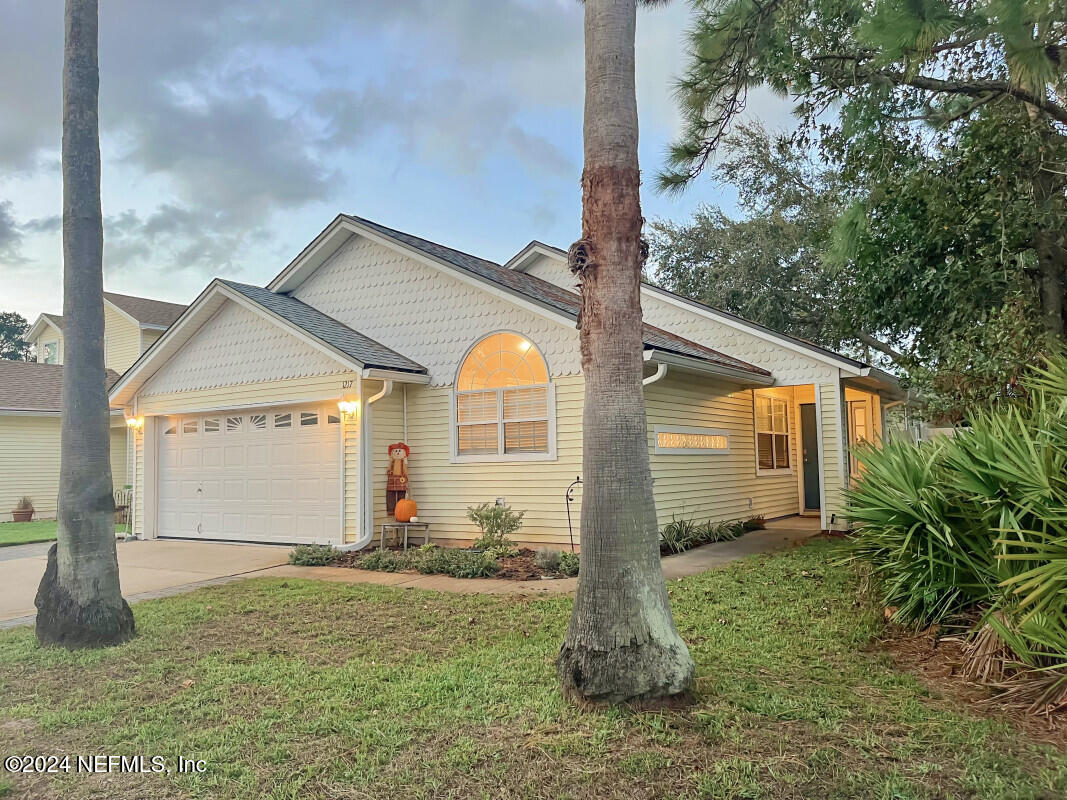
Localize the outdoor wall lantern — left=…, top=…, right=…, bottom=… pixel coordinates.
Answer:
left=337, top=400, right=360, bottom=417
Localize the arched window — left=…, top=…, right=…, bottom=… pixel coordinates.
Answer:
left=454, top=332, right=554, bottom=460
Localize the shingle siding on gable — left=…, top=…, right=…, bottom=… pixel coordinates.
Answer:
left=640, top=292, right=836, bottom=386
left=290, top=236, right=583, bottom=386
left=522, top=252, right=579, bottom=292
left=140, top=300, right=349, bottom=397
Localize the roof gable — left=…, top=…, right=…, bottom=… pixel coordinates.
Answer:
left=109, top=279, right=427, bottom=407
left=270, top=215, right=769, bottom=382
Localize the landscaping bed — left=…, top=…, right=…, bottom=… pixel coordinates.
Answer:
left=292, top=543, right=580, bottom=581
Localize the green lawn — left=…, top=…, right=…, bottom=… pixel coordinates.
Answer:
left=0, top=540, right=1063, bottom=799
left=0, top=521, right=127, bottom=548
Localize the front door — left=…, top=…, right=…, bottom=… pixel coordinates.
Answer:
left=800, top=403, right=821, bottom=510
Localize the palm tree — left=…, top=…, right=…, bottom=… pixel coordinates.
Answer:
left=35, top=0, right=134, bottom=648
left=556, top=0, right=694, bottom=703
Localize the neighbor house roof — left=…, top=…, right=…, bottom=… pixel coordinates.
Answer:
left=26, top=293, right=188, bottom=345
left=219, top=280, right=426, bottom=374
left=102, top=292, right=187, bottom=328
left=0, top=361, right=121, bottom=414
left=332, top=215, right=770, bottom=379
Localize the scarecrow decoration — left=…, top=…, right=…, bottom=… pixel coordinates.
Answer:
left=386, top=442, right=410, bottom=516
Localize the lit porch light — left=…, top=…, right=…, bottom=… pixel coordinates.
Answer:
left=337, top=400, right=360, bottom=417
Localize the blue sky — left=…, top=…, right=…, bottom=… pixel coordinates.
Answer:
left=0, top=0, right=792, bottom=321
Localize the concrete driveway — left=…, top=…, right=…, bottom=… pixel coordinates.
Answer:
left=0, top=539, right=290, bottom=625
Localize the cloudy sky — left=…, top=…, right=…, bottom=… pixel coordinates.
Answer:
left=0, top=0, right=791, bottom=321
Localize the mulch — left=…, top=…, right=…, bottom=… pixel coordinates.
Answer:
left=876, top=624, right=1067, bottom=747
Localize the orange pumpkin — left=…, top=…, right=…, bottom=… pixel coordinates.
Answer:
left=394, top=498, right=417, bottom=523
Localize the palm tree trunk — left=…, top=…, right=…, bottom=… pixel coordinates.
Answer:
left=35, top=0, right=134, bottom=648
left=556, top=0, right=693, bottom=704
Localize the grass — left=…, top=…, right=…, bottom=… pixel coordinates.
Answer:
left=0, top=521, right=128, bottom=548
left=0, top=540, right=1063, bottom=799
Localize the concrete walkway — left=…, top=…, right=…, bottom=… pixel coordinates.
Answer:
left=0, top=518, right=822, bottom=628
left=261, top=518, right=822, bottom=596
left=0, top=539, right=290, bottom=628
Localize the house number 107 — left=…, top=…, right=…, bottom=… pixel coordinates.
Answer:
left=341, top=380, right=353, bottom=389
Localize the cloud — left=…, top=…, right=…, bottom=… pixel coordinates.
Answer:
left=0, top=202, right=25, bottom=263
left=314, top=78, right=573, bottom=178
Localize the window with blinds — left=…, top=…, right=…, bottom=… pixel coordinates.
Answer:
left=454, top=333, right=553, bottom=459
left=755, top=394, right=790, bottom=472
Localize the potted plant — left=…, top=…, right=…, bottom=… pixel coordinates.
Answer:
left=11, top=496, right=34, bottom=523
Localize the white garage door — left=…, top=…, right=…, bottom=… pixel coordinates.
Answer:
left=158, top=405, right=342, bottom=545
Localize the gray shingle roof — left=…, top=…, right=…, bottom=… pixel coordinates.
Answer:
left=0, top=361, right=121, bottom=412
left=342, top=214, right=770, bottom=377
left=103, top=292, right=187, bottom=327
left=218, top=280, right=427, bottom=374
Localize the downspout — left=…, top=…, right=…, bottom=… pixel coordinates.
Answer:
left=338, top=378, right=394, bottom=551
left=642, top=362, right=668, bottom=386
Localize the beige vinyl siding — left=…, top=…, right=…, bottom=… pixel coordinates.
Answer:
left=646, top=374, right=800, bottom=526
left=135, top=373, right=357, bottom=415
left=0, top=415, right=61, bottom=520
left=139, top=328, right=164, bottom=354
left=0, top=416, right=130, bottom=522
left=386, top=376, right=585, bottom=548
left=818, top=378, right=846, bottom=528
left=110, top=425, right=128, bottom=488
left=133, top=425, right=145, bottom=537
left=103, top=303, right=142, bottom=373
left=343, top=408, right=360, bottom=544
left=369, top=386, right=406, bottom=544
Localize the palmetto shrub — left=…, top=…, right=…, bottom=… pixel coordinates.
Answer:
left=847, top=353, right=1067, bottom=703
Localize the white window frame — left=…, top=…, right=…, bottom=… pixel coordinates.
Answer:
left=42, top=340, right=59, bottom=364
left=754, top=394, right=793, bottom=476
left=450, top=333, right=557, bottom=464
left=654, top=425, right=730, bottom=455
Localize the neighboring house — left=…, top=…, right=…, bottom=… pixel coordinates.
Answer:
left=109, top=215, right=903, bottom=549
left=1, top=293, right=186, bottom=521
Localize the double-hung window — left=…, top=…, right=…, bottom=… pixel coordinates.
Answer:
left=454, top=332, right=554, bottom=461
left=755, top=394, right=791, bottom=473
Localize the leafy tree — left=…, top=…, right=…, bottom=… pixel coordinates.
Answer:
left=649, top=122, right=872, bottom=355
left=35, top=0, right=134, bottom=648
left=557, top=0, right=694, bottom=704
left=664, top=0, right=1067, bottom=338
left=0, top=311, right=31, bottom=361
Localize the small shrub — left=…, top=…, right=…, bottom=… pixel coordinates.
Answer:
left=356, top=549, right=418, bottom=572
left=485, top=545, right=519, bottom=560
left=660, top=516, right=701, bottom=554
left=696, top=520, right=740, bottom=544
left=418, top=548, right=499, bottom=578
left=534, top=548, right=561, bottom=572
left=467, top=502, right=525, bottom=551
left=288, top=544, right=341, bottom=566
left=743, top=515, right=766, bottom=531
left=14, top=496, right=33, bottom=510
left=558, top=551, right=580, bottom=577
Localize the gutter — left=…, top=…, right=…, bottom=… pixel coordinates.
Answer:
left=643, top=349, right=775, bottom=386
left=642, top=362, right=668, bottom=386
left=337, top=378, right=394, bottom=552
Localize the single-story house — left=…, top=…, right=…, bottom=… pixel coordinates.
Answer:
left=0, top=292, right=186, bottom=521
left=107, top=214, right=903, bottom=550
